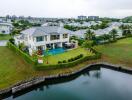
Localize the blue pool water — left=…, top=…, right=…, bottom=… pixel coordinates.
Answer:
left=43, top=48, right=66, bottom=55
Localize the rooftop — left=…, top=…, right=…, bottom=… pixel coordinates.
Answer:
left=21, top=26, right=73, bottom=36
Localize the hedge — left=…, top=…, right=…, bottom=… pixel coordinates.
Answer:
left=34, top=52, right=101, bottom=70
left=7, top=42, right=101, bottom=70
left=7, top=42, right=36, bottom=65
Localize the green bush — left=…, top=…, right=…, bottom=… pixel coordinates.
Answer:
left=63, top=60, right=67, bottom=63
left=9, top=38, right=15, bottom=44
left=58, top=61, right=62, bottom=64
left=68, top=59, right=72, bottom=62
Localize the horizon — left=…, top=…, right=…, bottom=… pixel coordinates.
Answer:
left=0, top=0, right=132, bottom=18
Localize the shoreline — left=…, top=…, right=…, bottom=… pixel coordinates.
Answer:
left=0, top=62, right=132, bottom=99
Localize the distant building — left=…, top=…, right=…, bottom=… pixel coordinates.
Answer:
left=11, top=15, right=17, bottom=20
left=88, top=16, right=99, bottom=21
left=78, top=16, right=87, bottom=20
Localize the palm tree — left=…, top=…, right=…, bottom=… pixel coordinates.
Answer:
left=101, top=34, right=111, bottom=42
left=109, top=29, right=118, bottom=41
left=44, top=48, right=50, bottom=64
left=85, top=29, right=95, bottom=40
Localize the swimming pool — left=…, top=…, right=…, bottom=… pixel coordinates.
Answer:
left=43, top=48, right=66, bottom=55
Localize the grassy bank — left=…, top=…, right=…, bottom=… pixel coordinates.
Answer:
left=0, top=37, right=132, bottom=89
left=0, top=47, right=97, bottom=89
left=94, top=37, right=132, bottom=67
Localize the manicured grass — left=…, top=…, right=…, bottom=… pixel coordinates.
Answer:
left=0, top=47, right=95, bottom=89
left=0, top=34, right=11, bottom=40
left=43, top=47, right=94, bottom=64
left=94, top=37, right=132, bottom=67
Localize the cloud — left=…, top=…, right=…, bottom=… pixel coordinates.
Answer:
left=0, top=0, right=131, bottom=18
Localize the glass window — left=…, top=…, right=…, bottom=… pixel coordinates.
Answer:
left=50, top=35, right=60, bottom=40
left=63, top=34, right=68, bottom=38
left=36, top=36, right=44, bottom=42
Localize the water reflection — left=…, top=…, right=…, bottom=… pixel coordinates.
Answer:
left=4, top=66, right=132, bottom=100
left=91, top=70, right=101, bottom=79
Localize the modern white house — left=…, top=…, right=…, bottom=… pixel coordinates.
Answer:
left=14, top=26, right=72, bottom=55
left=0, top=22, right=13, bottom=34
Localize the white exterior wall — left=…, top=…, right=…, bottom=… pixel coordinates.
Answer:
left=14, top=33, right=70, bottom=55
left=33, top=34, right=69, bottom=48
left=0, top=25, right=12, bottom=34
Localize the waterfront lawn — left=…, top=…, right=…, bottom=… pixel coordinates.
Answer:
left=94, top=37, right=132, bottom=67
left=0, top=47, right=96, bottom=89
left=43, top=47, right=94, bottom=64
left=0, top=34, right=11, bottom=40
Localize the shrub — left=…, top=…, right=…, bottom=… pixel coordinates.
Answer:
left=70, top=58, right=74, bottom=61
left=58, top=61, right=62, bottom=64
left=63, top=60, right=67, bottom=63
left=74, top=56, right=78, bottom=60
left=68, top=59, right=72, bottom=62
left=79, top=54, right=83, bottom=58
left=9, top=38, right=15, bottom=44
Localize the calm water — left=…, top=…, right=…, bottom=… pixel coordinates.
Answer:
left=5, top=67, right=132, bottom=100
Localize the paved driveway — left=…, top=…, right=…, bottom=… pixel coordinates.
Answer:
left=0, top=40, right=8, bottom=46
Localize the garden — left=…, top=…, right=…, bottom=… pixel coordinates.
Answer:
left=43, top=47, right=94, bottom=65
left=7, top=42, right=101, bottom=70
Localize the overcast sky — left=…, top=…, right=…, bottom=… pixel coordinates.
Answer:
left=0, top=0, right=132, bottom=18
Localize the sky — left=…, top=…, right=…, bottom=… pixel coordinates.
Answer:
left=0, top=0, right=132, bottom=18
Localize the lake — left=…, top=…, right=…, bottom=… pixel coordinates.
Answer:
left=4, top=66, right=132, bottom=100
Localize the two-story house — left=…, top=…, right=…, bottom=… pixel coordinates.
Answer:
left=14, top=26, right=72, bottom=55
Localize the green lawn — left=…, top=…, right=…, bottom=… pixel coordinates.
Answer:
left=94, top=37, right=132, bottom=67
left=0, top=46, right=94, bottom=89
left=43, top=47, right=94, bottom=64
left=0, top=34, right=11, bottom=40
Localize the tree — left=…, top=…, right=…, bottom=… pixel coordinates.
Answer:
left=85, top=29, right=95, bottom=40
left=44, top=49, right=50, bottom=64
left=18, top=43, right=25, bottom=51
left=100, top=34, right=111, bottom=42
left=82, top=40, right=93, bottom=48
left=9, top=38, right=15, bottom=44
left=109, top=29, right=118, bottom=41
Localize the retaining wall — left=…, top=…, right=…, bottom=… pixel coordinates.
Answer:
left=0, top=62, right=132, bottom=98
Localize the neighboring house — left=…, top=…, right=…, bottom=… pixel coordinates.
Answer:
left=71, top=22, right=123, bottom=38
left=42, top=22, right=64, bottom=27
left=70, top=29, right=87, bottom=39
left=67, top=21, right=102, bottom=27
left=0, top=22, right=13, bottom=34
left=94, top=22, right=123, bottom=37
left=14, top=26, right=72, bottom=55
